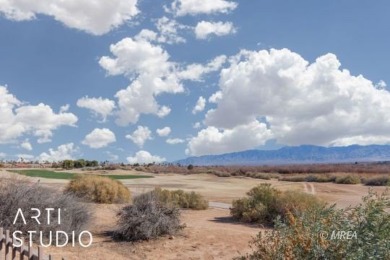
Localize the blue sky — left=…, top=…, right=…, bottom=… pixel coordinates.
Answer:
left=1, top=0, right=390, bottom=163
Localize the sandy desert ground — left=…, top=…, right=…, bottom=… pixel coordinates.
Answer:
left=0, top=169, right=387, bottom=260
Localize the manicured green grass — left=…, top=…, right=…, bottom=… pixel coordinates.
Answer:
left=8, top=169, right=153, bottom=180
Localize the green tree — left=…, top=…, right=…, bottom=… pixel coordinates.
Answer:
left=85, top=160, right=99, bottom=167
left=62, top=160, right=74, bottom=169
left=74, top=159, right=86, bottom=168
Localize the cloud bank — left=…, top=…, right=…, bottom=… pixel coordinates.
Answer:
left=0, top=0, right=139, bottom=35
left=188, top=48, right=390, bottom=155
left=0, top=86, right=77, bottom=144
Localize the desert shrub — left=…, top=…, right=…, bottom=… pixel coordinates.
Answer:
left=231, top=184, right=280, bottom=225
left=280, top=174, right=362, bottom=184
left=275, top=190, right=322, bottom=217
left=243, top=172, right=271, bottom=180
left=253, top=173, right=270, bottom=180
left=134, top=167, right=145, bottom=172
left=305, top=174, right=336, bottom=183
left=335, top=175, right=361, bottom=184
left=102, top=165, right=119, bottom=171
left=65, top=175, right=131, bottom=204
left=279, top=175, right=307, bottom=182
left=244, top=172, right=256, bottom=178
left=254, top=173, right=279, bottom=180
left=280, top=174, right=363, bottom=185
left=153, top=188, right=208, bottom=210
left=215, top=170, right=276, bottom=180
left=231, top=184, right=323, bottom=226
left=239, top=189, right=390, bottom=260
left=304, top=175, right=320, bottom=182
left=113, top=191, right=184, bottom=241
left=0, top=178, right=91, bottom=244
left=214, top=171, right=231, bottom=177
left=230, top=169, right=247, bottom=176
left=363, top=176, right=390, bottom=186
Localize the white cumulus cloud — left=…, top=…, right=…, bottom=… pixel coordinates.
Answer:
left=77, top=96, right=116, bottom=122
left=375, top=80, right=387, bottom=90
left=155, top=16, right=187, bottom=44
left=178, top=55, right=227, bottom=81
left=126, top=126, right=152, bottom=147
left=193, top=122, right=202, bottom=129
left=20, top=140, right=32, bottom=151
left=166, top=138, right=185, bottom=145
left=170, top=0, right=237, bottom=16
left=0, top=86, right=77, bottom=144
left=209, top=91, right=223, bottom=103
left=60, top=104, right=70, bottom=113
left=99, top=36, right=229, bottom=126
left=82, top=128, right=116, bottom=149
left=192, top=96, right=206, bottom=114
left=187, top=120, right=273, bottom=156
left=202, top=48, right=390, bottom=149
left=127, top=150, right=165, bottom=164
left=157, top=106, right=172, bottom=118
left=0, top=0, right=139, bottom=35
left=156, top=127, right=171, bottom=137
left=39, top=143, right=78, bottom=162
left=195, top=21, right=236, bottom=39
left=99, top=37, right=183, bottom=125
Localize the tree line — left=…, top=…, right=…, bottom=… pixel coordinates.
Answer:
left=52, top=159, right=99, bottom=169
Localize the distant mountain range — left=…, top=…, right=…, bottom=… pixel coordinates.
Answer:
left=174, top=145, right=390, bottom=166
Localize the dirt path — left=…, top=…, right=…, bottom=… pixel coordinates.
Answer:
left=45, top=205, right=260, bottom=260
left=209, top=202, right=231, bottom=209
left=302, top=182, right=316, bottom=195
left=303, top=182, right=309, bottom=193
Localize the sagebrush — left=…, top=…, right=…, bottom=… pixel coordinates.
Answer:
left=231, top=184, right=323, bottom=226
left=363, top=176, right=390, bottom=186
left=113, top=190, right=184, bottom=241
left=65, top=175, right=131, bottom=204
left=0, top=178, right=91, bottom=244
left=335, top=175, right=361, bottom=184
left=154, top=188, right=208, bottom=210
left=239, top=189, right=390, bottom=259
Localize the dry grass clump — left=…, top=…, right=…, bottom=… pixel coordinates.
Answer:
left=153, top=188, right=208, bottom=210
left=0, top=178, right=91, bottom=244
left=65, top=175, right=131, bottom=204
left=231, top=184, right=323, bottom=226
left=334, top=174, right=361, bottom=184
left=113, top=191, right=184, bottom=242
